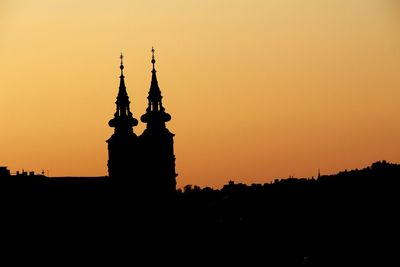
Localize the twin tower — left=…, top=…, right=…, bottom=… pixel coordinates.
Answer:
left=107, top=49, right=176, bottom=195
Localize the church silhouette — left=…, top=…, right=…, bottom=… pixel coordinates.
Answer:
left=1, top=49, right=398, bottom=266
left=107, top=48, right=177, bottom=196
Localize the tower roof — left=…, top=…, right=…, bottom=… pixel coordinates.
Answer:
left=116, top=53, right=129, bottom=106
left=108, top=53, right=138, bottom=133
left=148, top=47, right=163, bottom=104
left=141, top=47, right=171, bottom=126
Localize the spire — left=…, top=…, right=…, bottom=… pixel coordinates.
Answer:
left=117, top=52, right=128, bottom=103
left=141, top=47, right=171, bottom=127
left=109, top=53, right=138, bottom=134
left=148, top=47, right=162, bottom=110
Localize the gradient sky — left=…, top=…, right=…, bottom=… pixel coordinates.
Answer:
left=1, top=0, right=400, bottom=188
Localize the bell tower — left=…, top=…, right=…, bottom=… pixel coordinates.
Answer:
left=107, top=54, right=138, bottom=178
left=140, top=48, right=177, bottom=195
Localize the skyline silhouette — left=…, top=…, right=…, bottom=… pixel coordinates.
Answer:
left=1, top=1, right=400, bottom=188
left=1, top=2, right=400, bottom=265
left=0, top=50, right=398, bottom=266
left=1, top=51, right=398, bottom=264
left=1, top=156, right=399, bottom=265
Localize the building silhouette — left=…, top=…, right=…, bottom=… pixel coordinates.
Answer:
left=0, top=166, right=10, bottom=177
left=107, top=49, right=177, bottom=195
left=2, top=49, right=399, bottom=266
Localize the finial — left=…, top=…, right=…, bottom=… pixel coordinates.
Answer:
left=151, top=46, right=156, bottom=66
left=120, top=52, right=124, bottom=75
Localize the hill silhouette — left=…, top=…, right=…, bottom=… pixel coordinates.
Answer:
left=0, top=160, right=399, bottom=266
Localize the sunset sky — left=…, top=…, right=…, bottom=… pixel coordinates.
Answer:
left=1, top=0, right=400, bottom=188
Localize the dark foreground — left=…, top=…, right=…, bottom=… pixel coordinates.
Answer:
left=1, top=161, right=399, bottom=266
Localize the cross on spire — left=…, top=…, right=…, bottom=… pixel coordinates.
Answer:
left=151, top=47, right=156, bottom=67
left=120, top=52, right=124, bottom=76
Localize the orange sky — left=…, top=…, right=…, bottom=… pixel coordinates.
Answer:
left=1, top=0, right=400, bottom=188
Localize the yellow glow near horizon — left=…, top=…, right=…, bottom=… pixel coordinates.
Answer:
left=1, top=0, right=400, bottom=188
